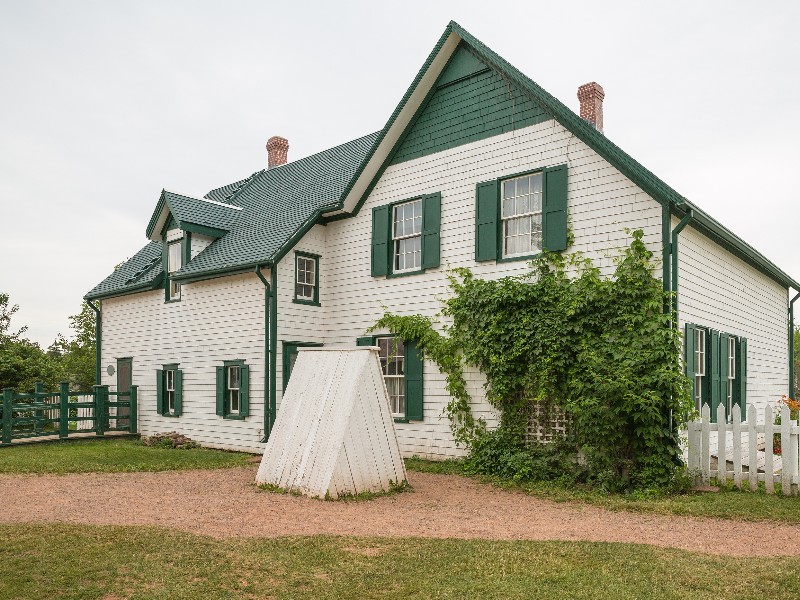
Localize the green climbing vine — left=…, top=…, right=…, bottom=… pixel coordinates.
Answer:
left=371, top=230, right=693, bottom=491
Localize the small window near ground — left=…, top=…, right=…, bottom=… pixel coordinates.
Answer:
left=694, top=327, right=705, bottom=411
left=377, top=337, right=405, bottom=417
left=227, top=365, right=240, bottom=415
left=501, top=172, right=543, bottom=258
left=216, top=362, right=249, bottom=419
left=168, top=240, right=182, bottom=300
left=157, top=364, right=182, bottom=417
left=166, top=369, right=176, bottom=413
left=392, top=200, right=422, bottom=273
left=294, top=253, right=320, bottom=305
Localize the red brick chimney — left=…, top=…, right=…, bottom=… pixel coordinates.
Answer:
left=577, top=82, right=605, bottom=132
left=266, top=136, right=289, bottom=168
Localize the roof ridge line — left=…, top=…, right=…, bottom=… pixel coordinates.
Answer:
left=163, top=189, right=244, bottom=210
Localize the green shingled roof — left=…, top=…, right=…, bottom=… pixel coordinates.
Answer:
left=85, top=241, right=163, bottom=300
left=86, top=21, right=799, bottom=300
left=145, top=190, right=245, bottom=240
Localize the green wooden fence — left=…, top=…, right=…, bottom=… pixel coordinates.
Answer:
left=0, top=383, right=137, bottom=445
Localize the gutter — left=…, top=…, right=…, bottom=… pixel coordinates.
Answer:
left=255, top=263, right=277, bottom=442
left=86, top=299, right=102, bottom=385
left=791, top=292, right=800, bottom=398
left=670, top=206, right=694, bottom=325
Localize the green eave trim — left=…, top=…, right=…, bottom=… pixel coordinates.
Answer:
left=177, top=222, right=228, bottom=238
left=84, top=274, right=164, bottom=302
left=671, top=205, right=800, bottom=291
left=145, top=194, right=167, bottom=239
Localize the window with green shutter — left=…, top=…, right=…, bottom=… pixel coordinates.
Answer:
left=371, top=193, right=441, bottom=277
left=475, top=165, right=569, bottom=262
left=685, top=324, right=747, bottom=422
left=216, top=360, right=249, bottom=419
left=156, top=364, right=182, bottom=417
left=357, top=335, right=424, bottom=422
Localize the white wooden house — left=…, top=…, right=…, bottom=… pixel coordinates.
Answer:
left=85, top=21, right=800, bottom=458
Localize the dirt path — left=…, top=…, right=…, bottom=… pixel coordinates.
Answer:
left=1, top=466, right=797, bottom=557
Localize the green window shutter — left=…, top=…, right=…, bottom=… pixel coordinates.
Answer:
left=173, top=369, right=183, bottom=416
left=356, top=336, right=374, bottom=346
left=239, top=364, right=250, bottom=417
left=475, top=180, right=499, bottom=261
left=215, top=366, right=225, bottom=417
left=155, top=370, right=164, bottom=415
left=684, top=323, right=696, bottom=405
left=543, top=165, right=568, bottom=252
left=371, top=205, right=390, bottom=277
left=709, top=329, right=721, bottom=423
left=719, top=333, right=731, bottom=420
left=421, top=192, right=441, bottom=269
left=404, top=341, right=424, bottom=421
left=737, top=337, right=747, bottom=420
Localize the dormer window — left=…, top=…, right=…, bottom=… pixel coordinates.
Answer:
left=168, top=240, right=182, bottom=301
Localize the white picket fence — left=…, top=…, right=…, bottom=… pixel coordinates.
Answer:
left=686, top=403, right=800, bottom=496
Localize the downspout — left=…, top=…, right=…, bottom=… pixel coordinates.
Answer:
left=270, top=267, right=278, bottom=436
left=255, top=264, right=273, bottom=442
left=670, top=206, right=694, bottom=327
left=792, top=293, right=799, bottom=397
left=661, top=204, right=672, bottom=314
left=86, top=299, right=101, bottom=385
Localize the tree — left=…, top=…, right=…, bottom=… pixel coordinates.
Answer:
left=0, top=293, right=63, bottom=391
left=794, top=326, right=800, bottom=398
left=58, top=301, right=97, bottom=391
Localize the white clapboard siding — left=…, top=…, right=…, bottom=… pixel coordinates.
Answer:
left=676, top=219, right=789, bottom=414
left=322, top=118, right=663, bottom=458
left=255, top=348, right=407, bottom=497
left=100, top=272, right=267, bottom=453
left=687, top=403, right=799, bottom=495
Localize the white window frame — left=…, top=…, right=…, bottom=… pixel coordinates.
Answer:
left=295, top=255, right=316, bottom=301
left=694, top=328, right=706, bottom=411
left=727, top=336, right=736, bottom=418
left=168, top=240, right=182, bottom=301
left=165, top=369, right=176, bottom=413
left=227, top=365, right=240, bottom=415
left=392, top=199, right=422, bottom=274
left=501, top=172, right=544, bottom=258
left=377, top=336, right=405, bottom=418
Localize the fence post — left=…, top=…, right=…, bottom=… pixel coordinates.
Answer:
left=59, top=382, right=70, bottom=439
left=34, top=382, right=44, bottom=434
left=765, top=404, right=774, bottom=494
left=747, top=404, right=758, bottom=492
left=94, top=385, right=108, bottom=436
left=129, top=386, right=138, bottom=434
left=732, top=405, right=742, bottom=489
left=781, top=404, right=792, bottom=496
left=2, top=388, right=12, bottom=444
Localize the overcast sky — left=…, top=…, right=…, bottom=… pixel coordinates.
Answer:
left=2, top=0, right=798, bottom=347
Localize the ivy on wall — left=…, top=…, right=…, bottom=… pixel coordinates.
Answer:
left=372, top=230, right=693, bottom=490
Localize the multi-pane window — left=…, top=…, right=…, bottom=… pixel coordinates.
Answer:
left=165, top=368, right=176, bottom=413
left=168, top=241, right=182, bottom=300
left=501, top=173, right=543, bottom=257
left=727, top=336, right=736, bottom=417
left=392, top=200, right=422, bottom=273
left=694, top=327, right=706, bottom=411
left=227, top=365, right=240, bottom=415
left=295, top=255, right=316, bottom=301
left=377, top=337, right=405, bottom=416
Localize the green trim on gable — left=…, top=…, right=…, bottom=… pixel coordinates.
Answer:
left=178, top=222, right=228, bottom=238
left=390, top=45, right=548, bottom=165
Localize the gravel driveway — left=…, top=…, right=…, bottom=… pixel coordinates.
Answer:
left=2, top=466, right=798, bottom=557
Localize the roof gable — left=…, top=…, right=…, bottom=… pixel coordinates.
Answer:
left=389, top=43, right=549, bottom=165
left=145, top=190, right=243, bottom=241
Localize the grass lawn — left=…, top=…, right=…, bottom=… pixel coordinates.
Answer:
left=0, top=439, right=252, bottom=474
left=406, top=457, right=800, bottom=524
left=1, top=523, right=798, bottom=599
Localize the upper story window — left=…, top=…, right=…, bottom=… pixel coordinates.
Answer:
left=167, top=240, right=182, bottom=301
left=392, top=199, right=422, bottom=273
left=294, top=252, right=320, bottom=305
left=501, top=172, right=543, bottom=258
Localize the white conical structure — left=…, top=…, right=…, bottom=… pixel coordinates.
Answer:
left=255, top=347, right=408, bottom=498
